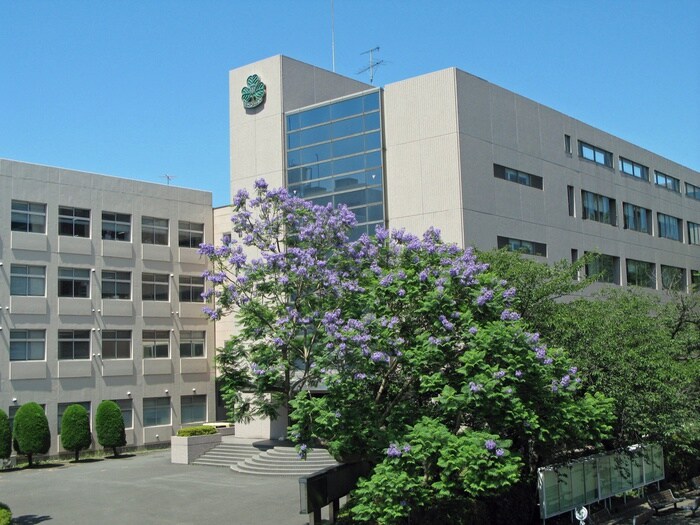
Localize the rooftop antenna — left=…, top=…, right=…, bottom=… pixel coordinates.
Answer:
left=161, top=174, right=176, bottom=186
left=358, top=46, right=384, bottom=84
left=331, top=0, right=336, bottom=72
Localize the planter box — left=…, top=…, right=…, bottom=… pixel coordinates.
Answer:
left=170, top=433, right=221, bottom=464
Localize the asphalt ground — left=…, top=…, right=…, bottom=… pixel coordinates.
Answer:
left=0, top=451, right=314, bottom=525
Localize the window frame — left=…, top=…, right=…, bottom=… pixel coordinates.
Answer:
left=141, top=216, right=169, bottom=246
left=496, top=236, right=547, bottom=257
left=102, top=270, right=131, bottom=299
left=143, top=330, right=170, bottom=359
left=58, top=206, right=91, bottom=237
left=688, top=222, right=700, bottom=246
left=179, top=275, right=205, bottom=303
left=58, top=329, right=91, bottom=360
left=626, top=259, right=656, bottom=289
left=657, top=213, right=683, bottom=241
left=578, top=141, right=613, bottom=168
left=180, top=395, right=207, bottom=424
left=58, top=267, right=91, bottom=298
left=622, top=202, right=652, bottom=234
left=143, top=397, right=171, bottom=427
left=10, top=264, right=46, bottom=296
left=178, top=221, right=204, bottom=248
left=9, top=329, right=46, bottom=361
left=619, top=157, right=649, bottom=181
left=660, top=265, right=686, bottom=292
left=180, top=331, right=206, bottom=358
left=101, top=212, right=131, bottom=242
left=493, top=164, right=543, bottom=189
left=581, top=190, right=617, bottom=226
left=142, top=273, right=169, bottom=301
left=584, top=253, right=619, bottom=284
left=686, top=182, right=700, bottom=201
left=11, top=200, right=47, bottom=233
left=654, top=171, right=680, bottom=193
left=102, top=330, right=132, bottom=359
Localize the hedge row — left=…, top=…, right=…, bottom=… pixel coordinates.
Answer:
left=176, top=425, right=218, bottom=437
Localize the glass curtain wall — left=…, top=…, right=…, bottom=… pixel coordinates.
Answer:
left=286, top=90, right=384, bottom=240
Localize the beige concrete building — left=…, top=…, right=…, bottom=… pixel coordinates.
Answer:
left=227, top=55, right=700, bottom=293
left=0, top=159, right=216, bottom=453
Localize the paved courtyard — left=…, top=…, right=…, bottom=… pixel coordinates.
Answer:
left=0, top=451, right=315, bottom=525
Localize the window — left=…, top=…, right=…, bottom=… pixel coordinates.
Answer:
left=564, top=134, right=572, bottom=155
left=102, top=271, right=131, bottom=299
left=493, top=164, right=543, bottom=189
left=566, top=186, right=575, bottom=217
left=11, top=200, right=46, bottom=233
left=141, top=217, right=169, bottom=245
left=179, top=276, right=204, bottom=302
left=58, top=330, right=91, bottom=360
left=658, top=213, right=682, bottom=241
left=57, top=402, right=90, bottom=434
left=654, top=171, right=680, bottom=192
left=686, top=182, right=700, bottom=201
left=143, top=397, right=170, bottom=427
left=622, top=203, right=652, bottom=234
left=180, top=331, right=205, bottom=358
left=496, top=236, right=547, bottom=257
left=58, top=206, right=90, bottom=237
left=178, top=221, right=204, bottom=248
left=113, top=399, right=133, bottom=429
left=10, top=330, right=46, bottom=361
left=101, top=212, right=131, bottom=241
left=578, top=141, right=612, bottom=168
left=692, top=271, right=700, bottom=292
left=585, top=253, right=619, bottom=284
left=143, top=330, right=170, bottom=359
left=142, top=273, right=169, bottom=301
left=619, top=157, right=649, bottom=181
left=688, top=222, right=700, bottom=245
left=10, top=265, right=46, bottom=296
left=58, top=267, right=90, bottom=298
left=626, top=259, right=656, bottom=289
left=181, top=395, right=207, bottom=424
left=102, top=330, right=131, bottom=359
left=582, top=191, right=617, bottom=226
left=661, top=265, right=686, bottom=292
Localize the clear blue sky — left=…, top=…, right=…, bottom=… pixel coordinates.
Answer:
left=1, top=0, right=698, bottom=206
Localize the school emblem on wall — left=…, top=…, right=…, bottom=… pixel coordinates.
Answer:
left=241, top=74, right=266, bottom=109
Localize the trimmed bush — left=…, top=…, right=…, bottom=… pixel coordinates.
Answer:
left=95, top=400, right=126, bottom=456
left=12, top=402, right=50, bottom=467
left=0, top=410, right=11, bottom=461
left=0, top=502, right=11, bottom=525
left=176, top=425, right=218, bottom=437
left=60, top=404, right=92, bottom=461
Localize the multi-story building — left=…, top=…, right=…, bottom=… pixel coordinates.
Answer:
left=0, top=159, right=216, bottom=454
left=227, top=55, right=700, bottom=295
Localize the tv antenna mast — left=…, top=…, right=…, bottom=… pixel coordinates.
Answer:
left=161, top=174, right=176, bottom=186
left=358, top=46, right=384, bottom=84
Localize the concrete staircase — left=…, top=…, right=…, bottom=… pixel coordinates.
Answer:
left=230, top=445, right=339, bottom=476
left=193, top=441, right=273, bottom=468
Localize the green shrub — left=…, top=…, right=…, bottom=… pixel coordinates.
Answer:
left=12, top=402, right=50, bottom=467
left=60, top=404, right=92, bottom=461
left=0, top=502, right=11, bottom=525
left=176, top=425, right=218, bottom=437
left=0, top=410, right=11, bottom=460
left=95, top=400, right=126, bottom=456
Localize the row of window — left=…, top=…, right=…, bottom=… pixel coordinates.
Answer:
left=568, top=187, right=697, bottom=244
left=8, top=395, right=207, bottom=433
left=498, top=237, right=697, bottom=292
left=10, top=201, right=204, bottom=246
left=572, top=139, right=698, bottom=200
left=9, top=267, right=205, bottom=301
left=9, top=329, right=206, bottom=361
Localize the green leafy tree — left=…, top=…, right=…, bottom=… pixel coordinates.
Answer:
left=95, top=401, right=126, bottom=457
left=0, top=410, right=11, bottom=461
left=60, top=404, right=92, bottom=461
left=0, top=502, right=11, bottom=525
left=202, top=182, right=615, bottom=524
left=12, top=402, right=50, bottom=467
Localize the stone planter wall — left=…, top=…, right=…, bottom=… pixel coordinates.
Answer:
left=171, top=433, right=222, bottom=464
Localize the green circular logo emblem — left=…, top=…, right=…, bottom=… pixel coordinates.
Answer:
left=241, top=74, right=266, bottom=109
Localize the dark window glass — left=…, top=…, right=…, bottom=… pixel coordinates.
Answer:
left=142, top=273, right=169, bottom=301
left=58, top=267, right=90, bottom=298
left=619, top=157, right=649, bottom=181
left=141, top=217, right=169, bottom=245
left=179, top=276, right=204, bottom=302
left=143, top=397, right=170, bottom=427
left=493, top=164, right=543, bottom=190
left=102, top=330, right=131, bottom=359
left=661, top=265, right=685, bottom=292
left=330, top=97, right=364, bottom=120
left=688, top=222, right=700, bottom=245
left=497, top=236, right=547, bottom=257
left=585, top=253, right=619, bottom=284
left=331, top=116, right=364, bottom=138
left=58, top=206, right=90, bottom=237
left=143, top=330, right=170, bottom=359
left=181, top=395, right=207, bottom=424
left=658, top=213, right=682, bottom=241
left=10, top=330, right=46, bottom=361
left=102, top=271, right=131, bottom=299
left=578, top=142, right=612, bottom=168
left=58, top=330, right=91, bottom=360
left=623, top=203, right=652, bottom=234
left=298, top=105, right=331, bottom=129
left=332, top=135, right=365, bottom=158
left=654, top=171, right=680, bottom=192
left=178, top=221, right=204, bottom=248
left=363, top=92, right=380, bottom=112
left=10, top=265, right=45, bottom=296
left=180, top=331, right=205, bottom=358
left=626, top=259, right=656, bottom=288
left=582, top=191, right=617, bottom=226
left=102, top=212, right=131, bottom=241
left=686, top=182, right=700, bottom=201
left=11, top=200, right=46, bottom=233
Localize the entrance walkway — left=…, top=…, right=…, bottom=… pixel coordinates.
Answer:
left=0, top=451, right=315, bottom=525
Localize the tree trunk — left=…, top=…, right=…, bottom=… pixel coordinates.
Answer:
left=27, top=453, right=33, bottom=467
left=74, top=450, right=80, bottom=462
left=112, top=446, right=119, bottom=457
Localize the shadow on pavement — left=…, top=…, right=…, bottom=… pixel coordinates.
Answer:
left=12, top=514, right=52, bottom=524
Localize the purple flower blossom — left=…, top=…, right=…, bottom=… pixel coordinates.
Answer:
left=254, top=178, right=268, bottom=190
left=387, top=443, right=402, bottom=457
left=543, top=358, right=553, bottom=365
left=494, top=370, right=506, bottom=379
left=569, top=366, right=578, bottom=375
left=484, top=439, right=497, bottom=451
left=495, top=448, right=505, bottom=457
left=354, top=373, right=367, bottom=380
left=500, top=309, right=521, bottom=321
left=476, top=288, right=494, bottom=306
left=468, top=326, right=478, bottom=335
left=560, top=375, right=571, bottom=387
left=469, top=381, right=482, bottom=393
left=502, top=287, right=517, bottom=299
left=419, top=269, right=429, bottom=282
left=535, top=346, right=547, bottom=360
left=402, top=444, right=411, bottom=453
left=371, top=351, right=389, bottom=363
left=515, top=370, right=523, bottom=378
left=397, top=288, right=406, bottom=297
left=439, top=315, right=454, bottom=331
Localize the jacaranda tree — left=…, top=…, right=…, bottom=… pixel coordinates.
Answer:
left=201, top=180, right=615, bottom=524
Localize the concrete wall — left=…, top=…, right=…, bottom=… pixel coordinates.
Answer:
left=0, top=159, right=217, bottom=453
